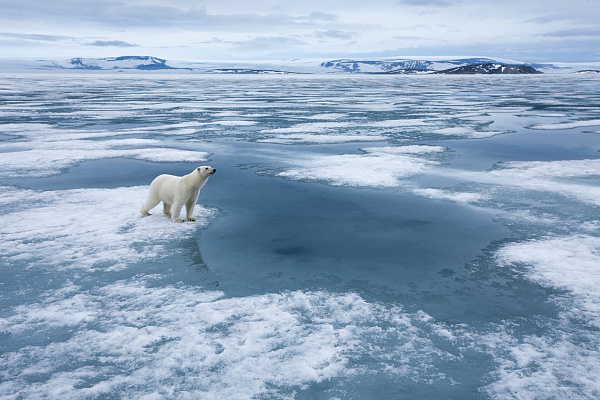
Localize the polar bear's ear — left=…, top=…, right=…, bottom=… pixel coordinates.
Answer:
left=197, top=167, right=201, bottom=172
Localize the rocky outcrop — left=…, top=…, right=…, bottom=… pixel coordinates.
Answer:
left=435, top=63, right=542, bottom=74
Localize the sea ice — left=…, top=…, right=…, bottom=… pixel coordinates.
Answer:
left=482, top=235, right=600, bottom=400
left=0, top=185, right=216, bottom=271
left=412, top=188, right=488, bottom=204
left=276, top=145, right=446, bottom=188
left=530, top=119, right=600, bottom=130
left=0, top=138, right=210, bottom=178
left=0, top=279, right=458, bottom=399
left=497, top=235, right=600, bottom=327
left=258, top=133, right=388, bottom=144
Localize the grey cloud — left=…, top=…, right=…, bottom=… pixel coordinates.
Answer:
left=315, top=29, right=357, bottom=40
left=230, top=36, right=307, bottom=50
left=397, top=0, right=460, bottom=7
left=393, top=35, right=430, bottom=41
left=295, top=12, right=338, bottom=22
left=542, top=28, right=600, bottom=38
left=0, top=32, right=76, bottom=42
left=0, top=31, right=138, bottom=48
left=0, top=1, right=337, bottom=31
left=87, top=40, right=138, bottom=47
left=526, top=14, right=570, bottom=24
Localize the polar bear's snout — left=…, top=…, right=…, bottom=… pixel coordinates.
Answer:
left=209, top=168, right=216, bottom=175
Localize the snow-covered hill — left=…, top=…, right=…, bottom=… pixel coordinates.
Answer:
left=320, top=57, right=499, bottom=73
left=436, top=63, right=542, bottom=74
left=0, top=56, right=598, bottom=74
left=319, top=58, right=558, bottom=74
left=60, top=56, right=179, bottom=70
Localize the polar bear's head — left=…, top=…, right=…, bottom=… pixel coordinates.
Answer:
left=196, top=166, right=216, bottom=177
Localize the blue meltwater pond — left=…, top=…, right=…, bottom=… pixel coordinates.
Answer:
left=1, top=73, right=599, bottom=399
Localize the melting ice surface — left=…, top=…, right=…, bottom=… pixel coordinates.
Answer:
left=1, top=73, right=600, bottom=399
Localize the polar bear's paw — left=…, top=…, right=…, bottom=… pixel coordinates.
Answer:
left=174, top=218, right=185, bottom=223
left=187, top=217, right=197, bottom=222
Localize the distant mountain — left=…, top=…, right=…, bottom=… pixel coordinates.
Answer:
left=435, top=63, right=542, bottom=74
left=67, top=56, right=180, bottom=70
left=320, top=58, right=501, bottom=73
left=210, top=68, right=296, bottom=74
left=39, top=56, right=300, bottom=73
left=1, top=55, right=597, bottom=74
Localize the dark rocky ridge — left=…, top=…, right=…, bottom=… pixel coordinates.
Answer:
left=435, top=63, right=542, bottom=74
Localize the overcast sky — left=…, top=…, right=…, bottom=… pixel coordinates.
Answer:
left=1, top=0, right=599, bottom=62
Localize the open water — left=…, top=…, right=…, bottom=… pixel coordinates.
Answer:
left=1, top=73, right=599, bottom=399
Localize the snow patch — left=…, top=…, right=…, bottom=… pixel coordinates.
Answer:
left=530, top=119, right=600, bottom=130
left=276, top=146, right=446, bottom=188
left=482, top=235, right=600, bottom=399
left=258, top=133, right=388, bottom=144
left=0, top=281, right=458, bottom=399
left=497, top=235, right=600, bottom=327
left=0, top=186, right=216, bottom=271
left=412, top=188, right=488, bottom=204
left=0, top=137, right=209, bottom=178
left=433, top=127, right=505, bottom=139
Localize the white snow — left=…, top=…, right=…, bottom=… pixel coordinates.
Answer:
left=497, top=235, right=600, bottom=327
left=260, top=121, right=355, bottom=134
left=0, top=185, right=216, bottom=271
left=371, top=119, right=431, bottom=127
left=489, top=159, right=600, bottom=180
left=412, top=188, right=488, bottom=204
left=0, top=279, right=458, bottom=399
left=530, top=119, right=600, bottom=130
left=0, top=122, right=210, bottom=177
left=433, top=126, right=505, bottom=139
left=0, top=144, right=210, bottom=177
left=258, top=133, right=388, bottom=144
left=482, top=235, right=600, bottom=400
left=485, top=159, right=600, bottom=206
left=304, top=113, right=348, bottom=120
left=276, top=145, right=446, bottom=188
left=2, top=71, right=600, bottom=400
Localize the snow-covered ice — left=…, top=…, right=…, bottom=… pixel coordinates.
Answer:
left=1, top=73, right=600, bottom=399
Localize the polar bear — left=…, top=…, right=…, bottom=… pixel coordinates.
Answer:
left=140, top=166, right=216, bottom=223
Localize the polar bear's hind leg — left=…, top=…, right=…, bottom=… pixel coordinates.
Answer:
left=140, top=196, right=160, bottom=217
left=163, top=203, right=172, bottom=217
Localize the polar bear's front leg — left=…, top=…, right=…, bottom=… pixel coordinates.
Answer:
left=185, top=192, right=199, bottom=222
left=171, top=202, right=185, bottom=223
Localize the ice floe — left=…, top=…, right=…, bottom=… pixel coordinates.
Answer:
left=0, top=138, right=210, bottom=178
left=0, top=185, right=216, bottom=271
left=260, top=121, right=356, bottom=134
left=0, top=279, right=459, bottom=399
left=2, top=71, right=600, bottom=399
left=276, top=145, right=446, bottom=188
left=433, top=127, right=505, bottom=139
left=486, top=159, right=600, bottom=206
left=258, top=133, right=388, bottom=144
left=530, top=119, right=600, bottom=130
left=497, top=235, right=600, bottom=327
left=411, top=188, right=488, bottom=204
left=482, top=235, right=600, bottom=399
left=490, top=159, right=600, bottom=179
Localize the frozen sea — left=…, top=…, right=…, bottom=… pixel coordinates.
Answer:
left=1, top=73, right=599, bottom=399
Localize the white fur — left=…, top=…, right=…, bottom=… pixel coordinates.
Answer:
left=140, top=166, right=216, bottom=223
